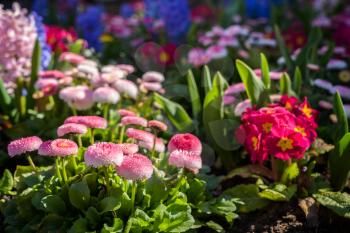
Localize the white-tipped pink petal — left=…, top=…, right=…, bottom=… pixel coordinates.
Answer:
left=140, top=82, right=163, bottom=92
left=84, top=142, right=123, bottom=167
left=168, top=150, right=202, bottom=173
left=59, top=85, right=94, bottom=110
left=116, top=153, right=153, bottom=180
left=57, top=123, right=88, bottom=137
left=64, top=116, right=108, bottom=129
left=121, top=116, right=148, bottom=127
left=168, top=133, right=202, bottom=157
left=148, top=120, right=168, bottom=131
left=8, top=136, right=43, bottom=157
left=50, top=139, right=78, bottom=157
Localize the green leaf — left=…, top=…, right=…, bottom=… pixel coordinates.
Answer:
left=293, top=67, right=302, bottom=96
left=187, top=70, right=201, bottom=120
left=145, top=172, right=168, bottom=205
left=154, top=93, right=194, bottom=132
left=280, top=73, right=296, bottom=96
left=41, top=195, right=66, bottom=215
left=0, top=169, right=14, bottom=194
left=259, top=184, right=297, bottom=201
left=68, top=39, right=84, bottom=53
left=260, top=53, right=271, bottom=89
left=28, top=39, right=41, bottom=108
left=202, top=65, right=212, bottom=93
left=69, top=181, right=90, bottom=210
left=274, top=25, right=293, bottom=70
left=98, top=197, right=121, bottom=213
left=235, top=59, right=265, bottom=105
left=102, top=218, right=124, bottom=233
left=329, top=133, right=350, bottom=190
left=68, top=218, right=89, bottom=233
left=280, top=163, right=300, bottom=184
left=333, top=92, right=349, bottom=142
left=187, top=178, right=206, bottom=204
left=314, top=191, right=350, bottom=218
left=206, top=221, right=224, bottom=232
left=0, top=78, right=11, bottom=112
left=85, top=207, right=101, bottom=226
left=223, top=184, right=269, bottom=213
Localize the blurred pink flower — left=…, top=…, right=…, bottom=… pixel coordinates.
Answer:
left=142, top=71, right=165, bottom=83
left=148, top=120, right=168, bottom=131
left=84, top=142, right=123, bottom=167
left=64, top=116, right=107, bottom=129
left=39, top=70, right=65, bottom=79
left=188, top=48, right=211, bottom=67
left=119, top=143, right=139, bottom=155
left=126, top=128, right=155, bottom=143
left=116, top=153, right=153, bottom=180
left=206, top=45, right=228, bottom=59
left=38, top=140, right=53, bottom=156
left=8, top=136, right=42, bottom=157
left=59, top=85, right=94, bottom=110
left=93, top=87, right=120, bottom=104
left=113, top=79, right=139, bottom=99
left=57, top=123, right=88, bottom=137
left=121, top=116, right=148, bottom=127
left=117, top=109, right=136, bottom=117
left=59, top=52, right=85, bottom=64
left=138, top=138, right=165, bottom=153
left=35, top=78, right=59, bottom=96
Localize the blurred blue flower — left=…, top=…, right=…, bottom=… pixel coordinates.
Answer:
left=246, top=0, right=286, bottom=19
left=32, top=13, right=51, bottom=70
left=76, top=5, right=104, bottom=51
left=120, top=3, right=135, bottom=18
left=145, top=0, right=191, bottom=43
left=32, top=0, right=49, bottom=18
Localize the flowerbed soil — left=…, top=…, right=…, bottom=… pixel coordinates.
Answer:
left=230, top=200, right=350, bottom=233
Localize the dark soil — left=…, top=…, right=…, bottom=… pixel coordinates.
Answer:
left=230, top=200, right=350, bottom=233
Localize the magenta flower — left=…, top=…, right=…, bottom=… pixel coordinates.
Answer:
left=84, top=142, right=123, bottom=167
left=126, top=128, right=155, bottom=143
left=117, top=109, right=136, bottom=117
left=59, top=85, right=94, bottom=110
left=8, top=136, right=42, bottom=157
left=93, top=87, right=120, bottom=104
left=121, top=116, right=148, bottom=127
left=59, top=52, right=85, bottom=64
left=148, top=120, right=168, bottom=132
left=64, top=116, right=107, bottom=129
left=168, top=133, right=202, bottom=157
left=57, top=123, right=88, bottom=137
left=116, top=154, right=153, bottom=180
left=50, top=139, right=78, bottom=157
left=119, top=143, right=139, bottom=155
left=138, top=138, right=165, bottom=153
left=168, top=150, right=202, bottom=174
left=38, top=140, right=53, bottom=156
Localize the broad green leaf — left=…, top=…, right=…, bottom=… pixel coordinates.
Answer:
left=28, top=39, right=41, bottom=108
left=37, top=214, right=64, bottom=232
left=186, top=70, right=201, bottom=120
left=154, top=93, right=193, bottom=132
left=0, top=79, right=11, bottom=112
left=145, top=172, right=168, bottom=205
left=68, top=218, right=89, bottom=233
left=0, top=169, right=14, bottom=194
left=274, top=25, right=293, bottom=70
left=280, top=163, right=300, bottom=184
left=101, top=218, right=124, bottom=233
left=98, top=197, right=121, bottom=213
left=223, top=184, right=269, bottom=213
left=202, top=65, right=212, bottom=93
left=41, top=195, right=66, bottom=215
left=69, top=181, right=90, bottom=210
left=293, top=67, right=302, bottom=96
left=333, top=92, right=349, bottom=142
left=260, top=53, right=271, bottom=89
left=314, top=191, right=350, bottom=218
left=259, top=184, right=297, bottom=201
left=280, top=73, right=296, bottom=96
left=235, top=59, right=265, bottom=105
left=85, top=207, right=101, bottom=226
left=187, top=178, right=206, bottom=204
left=206, top=221, right=224, bottom=232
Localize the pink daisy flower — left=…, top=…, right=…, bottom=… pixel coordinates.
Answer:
left=59, top=85, right=94, bottom=110
left=148, top=120, right=168, bottom=131
left=138, top=138, right=165, bottom=153
left=113, top=79, right=139, bottom=99
left=119, top=143, right=139, bottom=154
left=117, top=109, right=136, bottom=117
left=126, top=128, right=155, bottom=143
left=168, top=150, right=202, bottom=174
left=115, top=64, right=135, bottom=74
left=57, top=123, right=88, bottom=137
left=38, top=140, right=53, bottom=156
left=84, top=142, right=123, bottom=167
left=121, top=116, right=148, bottom=127
left=206, top=45, right=228, bottom=59
left=64, top=116, right=108, bottom=129
left=8, top=136, right=42, bottom=157
left=168, top=133, right=202, bottom=157
left=93, top=86, right=120, bottom=104
left=140, top=82, right=163, bottom=92
left=39, top=70, right=65, bottom=79
left=50, top=139, right=78, bottom=157
left=116, top=153, right=153, bottom=180
left=59, top=52, right=85, bottom=64
left=142, top=71, right=165, bottom=83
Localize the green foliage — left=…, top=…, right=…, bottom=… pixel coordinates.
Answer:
left=28, top=39, right=42, bottom=109
left=280, top=73, right=296, bottom=96
left=259, top=184, right=297, bottom=202
left=293, top=67, right=302, bottom=96
left=186, top=70, right=201, bottom=120
left=202, top=65, right=212, bottom=93
left=280, top=163, right=299, bottom=184
left=274, top=25, right=293, bottom=70
left=260, top=53, right=271, bottom=89
left=314, top=191, right=350, bottom=218
left=0, top=169, right=14, bottom=195
left=333, top=92, right=349, bottom=142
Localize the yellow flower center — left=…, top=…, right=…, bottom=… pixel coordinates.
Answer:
left=252, top=136, right=258, bottom=151
left=294, top=126, right=306, bottom=137
left=296, top=36, right=304, bottom=45
left=57, top=141, right=72, bottom=148
left=100, top=34, right=113, bottom=43
left=302, top=105, right=313, bottom=118
left=159, top=52, right=170, bottom=63
left=339, top=70, right=350, bottom=82
left=277, top=137, right=293, bottom=152
left=285, top=102, right=292, bottom=111
left=262, top=122, right=273, bottom=133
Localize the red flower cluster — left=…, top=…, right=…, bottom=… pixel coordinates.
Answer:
left=237, top=96, right=317, bottom=163
left=45, top=26, right=78, bottom=52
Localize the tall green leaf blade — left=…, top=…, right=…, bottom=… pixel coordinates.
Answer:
left=274, top=25, right=293, bottom=70
left=202, top=65, right=212, bottom=93
left=235, top=60, right=265, bottom=105
left=0, top=78, right=11, bottom=112
left=154, top=93, right=193, bottom=132
left=260, top=53, right=271, bottom=89
left=28, top=39, right=41, bottom=108
left=293, top=67, right=302, bottom=96
left=186, top=70, right=201, bottom=120
left=280, top=73, right=296, bottom=96
left=333, top=92, right=349, bottom=142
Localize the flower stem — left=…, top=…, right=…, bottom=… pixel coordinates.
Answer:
left=26, top=155, right=37, bottom=171
left=61, top=157, right=68, bottom=185
left=130, top=181, right=137, bottom=214
left=71, top=107, right=77, bottom=116
left=90, top=128, right=95, bottom=144
left=104, top=166, right=110, bottom=194
left=55, top=158, right=63, bottom=185
left=119, top=126, right=125, bottom=144
left=71, top=156, right=78, bottom=171
left=77, top=135, right=83, bottom=148
left=103, top=104, right=110, bottom=121
left=271, top=156, right=279, bottom=181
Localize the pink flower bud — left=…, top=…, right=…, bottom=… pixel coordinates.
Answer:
left=168, top=133, right=202, bottom=157
left=116, top=153, right=153, bottom=180
left=148, top=120, right=168, bottom=131
left=64, top=116, right=107, bottom=129
left=121, top=116, right=148, bottom=127
left=126, top=128, right=155, bottom=143
left=119, top=143, right=139, bottom=154
left=57, top=123, right=88, bottom=137
left=8, top=136, right=42, bottom=157
left=117, top=109, right=136, bottom=117
left=93, top=87, right=120, bottom=104
left=84, top=142, right=123, bottom=167
left=50, top=139, right=78, bottom=157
